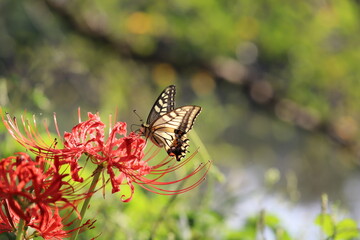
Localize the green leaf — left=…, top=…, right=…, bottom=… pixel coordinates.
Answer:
left=276, top=228, right=293, bottom=240
left=335, top=219, right=359, bottom=240
left=315, top=213, right=335, bottom=236
left=264, top=214, right=280, bottom=227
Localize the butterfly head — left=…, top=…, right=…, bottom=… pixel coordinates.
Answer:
left=139, top=123, right=150, bottom=136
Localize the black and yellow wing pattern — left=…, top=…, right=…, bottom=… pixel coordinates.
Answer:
left=141, top=85, right=201, bottom=161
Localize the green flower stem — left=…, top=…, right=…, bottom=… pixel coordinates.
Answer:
left=70, top=165, right=103, bottom=240
left=15, top=218, right=25, bottom=240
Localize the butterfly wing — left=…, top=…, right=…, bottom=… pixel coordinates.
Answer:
left=148, top=105, right=201, bottom=161
left=146, top=85, right=176, bottom=124
left=166, top=133, right=190, bottom=161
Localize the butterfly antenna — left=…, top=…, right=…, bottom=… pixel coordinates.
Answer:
left=131, top=110, right=144, bottom=133
left=133, top=109, right=144, bottom=123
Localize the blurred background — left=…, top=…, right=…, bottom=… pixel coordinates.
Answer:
left=1, top=0, right=360, bottom=239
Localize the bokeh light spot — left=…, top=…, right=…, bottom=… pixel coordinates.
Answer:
left=236, top=41, right=258, bottom=65
left=213, top=57, right=247, bottom=84
left=152, top=63, right=177, bottom=86
left=237, top=16, right=259, bottom=40
left=126, top=12, right=153, bottom=35
left=250, top=80, right=273, bottom=103
left=334, top=116, right=358, bottom=142
left=191, top=71, right=216, bottom=96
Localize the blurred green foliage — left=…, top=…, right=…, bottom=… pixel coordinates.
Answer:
left=315, top=215, right=359, bottom=240
left=2, top=0, right=360, bottom=239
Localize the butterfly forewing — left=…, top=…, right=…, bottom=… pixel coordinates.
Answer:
left=146, top=85, right=176, bottom=124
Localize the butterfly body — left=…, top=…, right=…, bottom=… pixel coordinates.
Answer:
left=140, top=85, right=201, bottom=161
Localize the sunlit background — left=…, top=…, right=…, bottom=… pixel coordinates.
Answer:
left=1, top=0, right=360, bottom=239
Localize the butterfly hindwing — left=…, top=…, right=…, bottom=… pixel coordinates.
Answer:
left=167, top=134, right=190, bottom=161
left=141, top=86, right=201, bottom=161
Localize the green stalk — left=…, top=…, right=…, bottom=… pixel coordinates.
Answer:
left=70, top=165, right=102, bottom=240
left=15, top=218, right=25, bottom=240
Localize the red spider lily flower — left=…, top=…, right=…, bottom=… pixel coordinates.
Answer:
left=0, top=200, right=18, bottom=233
left=27, top=204, right=70, bottom=240
left=2, top=113, right=63, bottom=156
left=2, top=111, right=105, bottom=183
left=101, top=124, right=149, bottom=199
left=0, top=153, right=75, bottom=220
left=98, top=122, right=211, bottom=202
left=0, top=201, right=93, bottom=240
left=27, top=204, right=94, bottom=240
left=60, top=118, right=210, bottom=202
left=0, top=153, right=92, bottom=239
left=61, top=112, right=106, bottom=182
left=2, top=110, right=211, bottom=202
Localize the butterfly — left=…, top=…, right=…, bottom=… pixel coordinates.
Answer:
left=140, top=85, right=201, bottom=161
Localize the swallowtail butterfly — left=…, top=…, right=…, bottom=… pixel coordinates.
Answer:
left=140, top=85, right=201, bottom=161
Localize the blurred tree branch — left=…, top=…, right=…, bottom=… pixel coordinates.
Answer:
left=43, top=0, right=208, bottom=68
left=43, top=0, right=360, bottom=161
